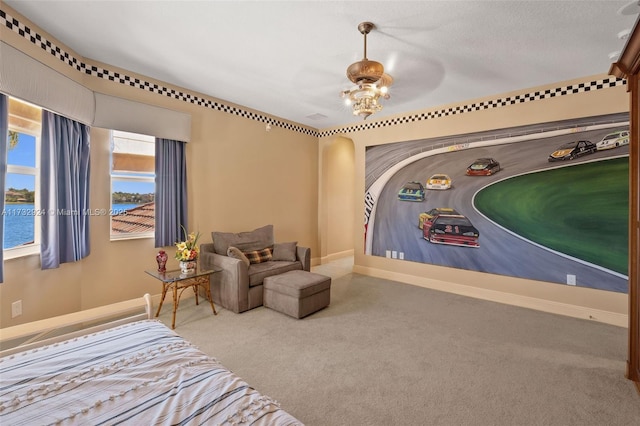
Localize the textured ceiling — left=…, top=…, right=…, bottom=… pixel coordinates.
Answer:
left=4, top=0, right=640, bottom=129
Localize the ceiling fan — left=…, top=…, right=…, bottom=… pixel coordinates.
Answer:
left=341, top=22, right=393, bottom=120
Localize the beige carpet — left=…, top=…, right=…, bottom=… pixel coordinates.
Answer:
left=157, top=259, right=640, bottom=425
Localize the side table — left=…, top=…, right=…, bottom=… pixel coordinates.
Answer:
left=145, top=264, right=221, bottom=329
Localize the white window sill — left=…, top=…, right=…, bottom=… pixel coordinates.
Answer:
left=110, top=233, right=154, bottom=242
left=3, top=244, right=40, bottom=260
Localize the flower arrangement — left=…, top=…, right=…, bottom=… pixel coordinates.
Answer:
left=175, top=225, right=201, bottom=261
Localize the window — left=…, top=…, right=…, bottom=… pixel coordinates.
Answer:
left=3, top=97, right=42, bottom=259
left=110, top=130, right=155, bottom=240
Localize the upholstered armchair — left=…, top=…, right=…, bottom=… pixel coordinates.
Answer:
left=200, top=225, right=310, bottom=313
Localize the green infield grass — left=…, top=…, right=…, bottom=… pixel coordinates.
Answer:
left=474, top=157, right=629, bottom=275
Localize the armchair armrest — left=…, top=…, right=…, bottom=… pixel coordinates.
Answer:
left=200, top=243, right=250, bottom=313
left=296, top=246, right=311, bottom=272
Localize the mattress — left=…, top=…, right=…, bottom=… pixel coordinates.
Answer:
left=0, top=319, right=302, bottom=425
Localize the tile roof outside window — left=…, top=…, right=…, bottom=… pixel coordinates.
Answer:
left=111, top=202, right=155, bottom=234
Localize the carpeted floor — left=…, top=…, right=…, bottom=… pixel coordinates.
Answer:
left=157, top=258, right=640, bottom=426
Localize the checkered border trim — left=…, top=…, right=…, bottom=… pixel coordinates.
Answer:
left=319, top=77, right=626, bottom=137
left=1, top=8, right=626, bottom=139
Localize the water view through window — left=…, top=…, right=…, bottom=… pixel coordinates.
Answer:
left=4, top=132, right=37, bottom=250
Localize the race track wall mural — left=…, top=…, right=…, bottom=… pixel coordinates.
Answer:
left=364, top=112, right=629, bottom=293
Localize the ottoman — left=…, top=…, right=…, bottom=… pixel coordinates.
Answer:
left=263, top=270, right=331, bottom=319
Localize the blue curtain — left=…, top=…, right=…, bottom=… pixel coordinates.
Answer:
left=155, top=138, right=187, bottom=247
left=40, top=110, right=91, bottom=269
left=0, top=94, right=8, bottom=282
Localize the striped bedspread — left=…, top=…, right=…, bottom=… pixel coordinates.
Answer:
left=0, top=320, right=302, bottom=425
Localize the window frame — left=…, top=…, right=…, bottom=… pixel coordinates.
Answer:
left=4, top=123, right=41, bottom=259
left=109, top=130, right=155, bottom=241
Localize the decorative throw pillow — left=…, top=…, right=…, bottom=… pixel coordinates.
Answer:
left=243, top=247, right=273, bottom=264
left=212, top=225, right=274, bottom=255
left=227, top=246, right=250, bottom=267
left=272, top=241, right=297, bottom=262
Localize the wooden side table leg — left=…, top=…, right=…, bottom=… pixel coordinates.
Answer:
left=205, top=275, right=217, bottom=315
left=193, top=280, right=200, bottom=306
left=155, top=283, right=168, bottom=317
left=171, top=284, right=178, bottom=329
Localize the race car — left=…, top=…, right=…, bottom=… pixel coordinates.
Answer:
left=422, top=214, right=480, bottom=247
left=425, top=174, right=452, bottom=190
left=398, top=181, right=425, bottom=202
left=548, top=140, right=597, bottom=162
left=465, top=158, right=500, bottom=176
left=418, top=207, right=459, bottom=229
left=596, top=130, right=629, bottom=151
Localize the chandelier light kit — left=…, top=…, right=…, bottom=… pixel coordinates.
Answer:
left=341, top=22, right=393, bottom=120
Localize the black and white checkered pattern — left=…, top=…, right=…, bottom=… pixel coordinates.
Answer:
left=318, top=78, right=626, bottom=138
left=1, top=8, right=627, bottom=139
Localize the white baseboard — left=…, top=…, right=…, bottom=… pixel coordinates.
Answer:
left=353, top=265, right=628, bottom=328
left=320, top=249, right=354, bottom=264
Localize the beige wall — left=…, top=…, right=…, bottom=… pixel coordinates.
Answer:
left=0, top=5, right=319, bottom=327
left=0, top=3, right=631, bottom=328
left=319, top=77, right=630, bottom=326
left=319, top=136, right=355, bottom=261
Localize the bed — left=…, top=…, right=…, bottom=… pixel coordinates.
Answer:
left=0, top=295, right=302, bottom=425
